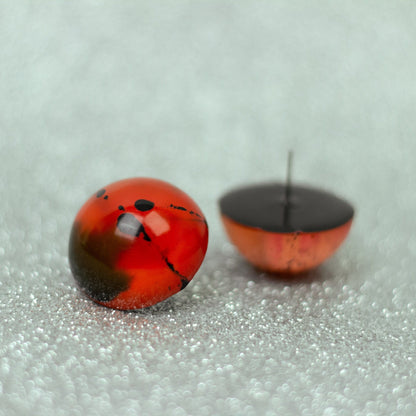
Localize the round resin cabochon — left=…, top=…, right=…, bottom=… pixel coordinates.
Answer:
left=69, top=178, right=209, bottom=310
left=220, top=183, right=354, bottom=273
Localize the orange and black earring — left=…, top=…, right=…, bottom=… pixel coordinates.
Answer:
left=219, top=152, right=354, bottom=274
left=69, top=178, right=208, bottom=310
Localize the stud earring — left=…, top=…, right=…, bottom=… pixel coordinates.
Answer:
left=69, top=178, right=208, bottom=310
left=218, top=152, right=354, bottom=274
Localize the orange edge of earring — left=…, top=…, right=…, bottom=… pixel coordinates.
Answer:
left=221, top=214, right=353, bottom=274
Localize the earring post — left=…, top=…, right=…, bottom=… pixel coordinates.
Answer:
left=285, top=150, right=293, bottom=207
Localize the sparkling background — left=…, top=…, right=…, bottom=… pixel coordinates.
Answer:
left=1, top=1, right=416, bottom=415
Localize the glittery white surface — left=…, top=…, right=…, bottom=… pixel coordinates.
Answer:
left=1, top=1, right=416, bottom=415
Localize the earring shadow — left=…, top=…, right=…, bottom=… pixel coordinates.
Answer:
left=257, top=265, right=332, bottom=286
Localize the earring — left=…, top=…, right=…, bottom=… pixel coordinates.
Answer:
left=69, top=178, right=208, bottom=310
left=218, top=152, right=354, bottom=274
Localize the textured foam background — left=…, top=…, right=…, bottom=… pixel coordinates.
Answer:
left=1, top=1, right=416, bottom=415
